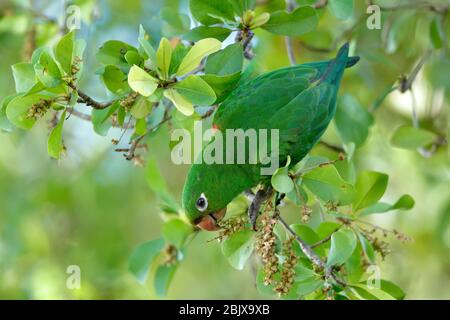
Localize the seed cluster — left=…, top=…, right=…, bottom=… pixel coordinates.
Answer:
left=255, top=213, right=279, bottom=286
left=217, top=215, right=247, bottom=240
left=120, top=92, right=139, bottom=110
left=275, top=237, right=298, bottom=296
left=162, top=244, right=178, bottom=266
left=27, top=99, right=52, bottom=119
left=301, top=205, right=312, bottom=224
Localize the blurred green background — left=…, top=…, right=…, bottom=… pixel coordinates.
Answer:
left=0, top=0, right=449, bottom=299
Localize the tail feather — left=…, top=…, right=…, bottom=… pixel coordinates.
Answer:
left=318, top=43, right=350, bottom=86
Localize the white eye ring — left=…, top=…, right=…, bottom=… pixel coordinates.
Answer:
left=195, top=193, right=208, bottom=212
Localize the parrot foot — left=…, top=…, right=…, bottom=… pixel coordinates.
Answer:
left=248, top=187, right=272, bottom=231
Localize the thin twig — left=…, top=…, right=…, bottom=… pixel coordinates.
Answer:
left=285, top=0, right=297, bottom=65
left=124, top=115, right=172, bottom=161
left=68, top=82, right=113, bottom=110
left=318, top=140, right=346, bottom=153
left=313, top=0, right=328, bottom=9
left=277, top=211, right=347, bottom=287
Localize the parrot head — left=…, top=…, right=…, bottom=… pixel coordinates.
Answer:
left=182, top=163, right=231, bottom=231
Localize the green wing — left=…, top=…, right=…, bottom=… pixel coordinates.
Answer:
left=269, top=83, right=336, bottom=165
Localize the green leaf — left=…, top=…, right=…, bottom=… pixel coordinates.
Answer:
left=11, top=63, right=36, bottom=93
left=334, top=94, right=374, bottom=147
left=262, top=6, right=318, bottom=37
left=168, top=44, right=190, bottom=77
left=391, top=126, right=438, bottom=150
left=351, top=284, right=396, bottom=300
left=161, top=8, right=191, bottom=35
left=128, top=65, right=158, bottom=97
left=162, top=218, right=193, bottom=249
left=176, top=38, right=222, bottom=76
left=189, top=0, right=235, bottom=26
left=130, top=96, right=153, bottom=119
left=328, top=0, right=354, bottom=20
left=164, top=89, right=194, bottom=116
left=101, top=65, right=130, bottom=95
left=271, top=156, right=294, bottom=193
left=290, top=224, right=320, bottom=245
left=294, top=264, right=317, bottom=282
left=200, top=72, right=241, bottom=104
left=156, top=37, right=173, bottom=79
left=129, top=238, right=165, bottom=284
left=229, top=0, right=255, bottom=16
left=222, top=229, right=255, bottom=270
left=34, top=51, right=62, bottom=88
left=327, top=229, right=357, bottom=266
left=173, top=75, right=216, bottom=106
left=145, top=157, right=180, bottom=211
left=360, top=194, right=415, bottom=216
left=47, top=110, right=66, bottom=159
left=250, top=12, right=271, bottom=29
left=91, top=101, right=120, bottom=136
left=6, top=94, right=51, bottom=129
left=125, top=50, right=143, bottom=67
left=430, top=16, right=443, bottom=49
left=138, top=25, right=157, bottom=66
left=303, top=165, right=356, bottom=205
left=379, top=280, right=406, bottom=300
left=297, top=277, right=324, bottom=296
left=356, top=232, right=376, bottom=264
left=354, top=171, right=388, bottom=212
left=184, top=26, right=232, bottom=42
left=205, top=43, right=243, bottom=76
left=154, top=264, right=178, bottom=297
left=0, top=95, right=16, bottom=131
left=55, top=31, right=75, bottom=74
left=96, top=40, right=137, bottom=69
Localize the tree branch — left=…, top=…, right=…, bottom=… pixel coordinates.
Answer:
left=68, top=82, right=114, bottom=110
left=277, top=210, right=347, bottom=287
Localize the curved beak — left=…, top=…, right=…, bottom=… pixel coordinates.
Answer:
left=195, top=208, right=227, bottom=231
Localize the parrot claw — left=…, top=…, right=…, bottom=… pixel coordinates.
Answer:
left=247, top=188, right=272, bottom=231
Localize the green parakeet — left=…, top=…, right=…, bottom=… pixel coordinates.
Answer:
left=182, top=43, right=358, bottom=231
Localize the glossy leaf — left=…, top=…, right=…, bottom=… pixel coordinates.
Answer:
left=156, top=37, right=173, bottom=79
left=162, top=218, right=193, bottom=249
left=327, top=229, right=357, bottom=266
left=189, top=0, right=235, bottom=26
left=55, top=30, right=75, bottom=74
left=164, top=89, right=194, bottom=116
left=391, top=126, right=437, bottom=150
left=222, top=229, right=255, bottom=270
left=128, top=65, right=158, bottom=97
left=303, top=165, right=356, bottom=205
left=34, top=51, right=62, bottom=88
left=205, top=43, right=243, bottom=76
left=154, top=264, right=178, bottom=297
left=334, top=94, right=374, bottom=147
left=97, top=40, right=137, bottom=69
left=354, top=171, right=389, bottom=211
left=129, top=238, right=165, bottom=284
left=176, top=38, right=222, bottom=76
left=101, top=65, right=130, bottom=95
left=47, top=110, right=66, bottom=159
left=173, top=75, right=216, bottom=106
left=11, top=63, right=36, bottom=93
left=184, top=26, right=232, bottom=42
left=360, top=195, right=415, bottom=216
left=262, top=6, right=318, bottom=37
left=328, top=0, right=354, bottom=20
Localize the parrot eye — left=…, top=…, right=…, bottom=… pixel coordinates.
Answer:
left=195, top=193, right=208, bottom=212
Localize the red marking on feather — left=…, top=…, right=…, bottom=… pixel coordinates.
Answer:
left=212, top=124, right=220, bottom=132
